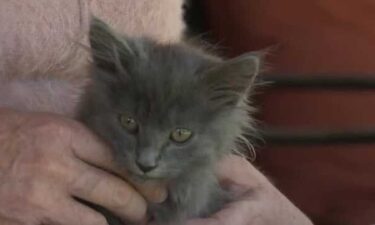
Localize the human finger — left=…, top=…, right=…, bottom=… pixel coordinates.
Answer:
left=68, top=160, right=147, bottom=223
left=49, top=199, right=108, bottom=225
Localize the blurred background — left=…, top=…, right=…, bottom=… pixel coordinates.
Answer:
left=184, top=1, right=375, bottom=225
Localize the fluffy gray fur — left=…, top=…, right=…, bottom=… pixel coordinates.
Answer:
left=78, top=18, right=260, bottom=225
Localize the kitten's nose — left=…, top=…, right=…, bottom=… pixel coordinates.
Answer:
left=136, top=148, right=159, bottom=173
left=136, top=161, right=157, bottom=173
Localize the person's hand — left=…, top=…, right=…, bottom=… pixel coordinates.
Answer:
left=0, top=109, right=166, bottom=225
left=186, top=155, right=314, bottom=225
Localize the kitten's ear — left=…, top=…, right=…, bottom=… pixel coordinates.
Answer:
left=89, top=17, right=134, bottom=73
left=202, top=53, right=261, bottom=106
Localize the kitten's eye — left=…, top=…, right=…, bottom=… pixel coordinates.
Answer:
left=119, top=114, right=138, bottom=132
left=170, top=128, right=193, bottom=143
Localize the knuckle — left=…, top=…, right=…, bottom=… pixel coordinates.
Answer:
left=33, top=118, right=70, bottom=137
left=31, top=116, right=88, bottom=147
left=36, top=154, right=67, bottom=178
left=22, top=114, right=80, bottom=141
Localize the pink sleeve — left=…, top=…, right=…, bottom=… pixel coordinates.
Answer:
left=0, top=0, right=184, bottom=81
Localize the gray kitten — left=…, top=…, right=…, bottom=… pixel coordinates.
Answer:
left=78, top=18, right=260, bottom=225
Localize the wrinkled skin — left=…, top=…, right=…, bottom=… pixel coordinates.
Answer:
left=0, top=109, right=166, bottom=225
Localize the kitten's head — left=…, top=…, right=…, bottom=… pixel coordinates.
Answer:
left=79, top=18, right=260, bottom=180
